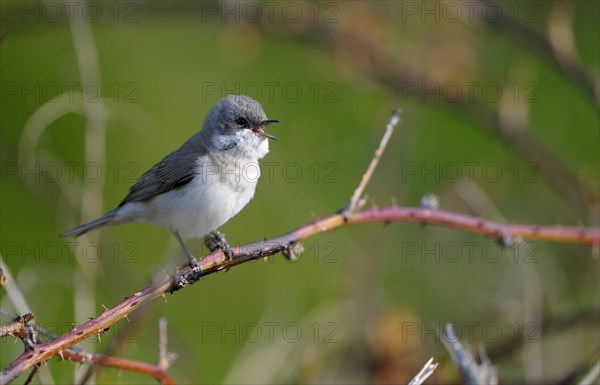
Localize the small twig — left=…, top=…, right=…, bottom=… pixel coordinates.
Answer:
left=442, top=324, right=498, bottom=385
left=0, top=261, right=55, bottom=385
left=0, top=313, right=34, bottom=340
left=0, top=263, right=37, bottom=350
left=0, top=259, right=33, bottom=315
left=408, top=357, right=438, bottom=385
left=343, top=109, right=401, bottom=217
left=61, top=349, right=176, bottom=385
left=157, top=318, right=176, bottom=372
left=158, top=318, right=169, bottom=371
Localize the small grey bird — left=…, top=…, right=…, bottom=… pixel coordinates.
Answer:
left=61, top=95, right=279, bottom=268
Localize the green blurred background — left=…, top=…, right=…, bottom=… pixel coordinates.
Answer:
left=1, top=1, right=598, bottom=384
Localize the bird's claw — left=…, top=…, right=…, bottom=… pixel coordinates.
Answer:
left=205, top=231, right=233, bottom=262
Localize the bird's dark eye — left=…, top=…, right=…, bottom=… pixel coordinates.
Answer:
left=235, top=117, right=249, bottom=128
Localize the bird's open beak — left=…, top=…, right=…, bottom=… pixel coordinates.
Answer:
left=253, top=119, right=279, bottom=140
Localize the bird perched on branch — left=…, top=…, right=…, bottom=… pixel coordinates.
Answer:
left=62, top=95, right=279, bottom=269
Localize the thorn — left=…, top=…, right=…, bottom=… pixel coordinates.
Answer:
left=124, top=314, right=130, bottom=322
left=370, top=197, right=378, bottom=209
left=58, top=350, right=65, bottom=360
left=101, top=304, right=109, bottom=313
left=391, top=196, right=399, bottom=207
left=96, top=333, right=101, bottom=342
left=117, top=368, right=124, bottom=377
left=161, top=293, right=167, bottom=302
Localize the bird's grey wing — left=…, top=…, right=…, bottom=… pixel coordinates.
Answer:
left=118, top=146, right=201, bottom=206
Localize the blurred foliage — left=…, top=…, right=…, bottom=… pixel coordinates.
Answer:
left=0, top=1, right=598, bottom=384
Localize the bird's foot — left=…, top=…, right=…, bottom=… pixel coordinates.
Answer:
left=187, top=255, right=200, bottom=270
left=205, top=231, right=233, bottom=261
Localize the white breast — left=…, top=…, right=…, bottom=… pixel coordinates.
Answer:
left=123, top=156, right=261, bottom=239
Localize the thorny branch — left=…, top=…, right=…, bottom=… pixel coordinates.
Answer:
left=2, top=111, right=599, bottom=384
left=0, top=270, right=176, bottom=385
left=0, top=309, right=176, bottom=385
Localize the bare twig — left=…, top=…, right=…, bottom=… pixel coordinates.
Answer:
left=0, top=260, right=55, bottom=384
left=408, top=357, right=438, bottom=385
left=0, top=259, right=33, bottom=315
left=157, top=318, right=176, bottom=372
left=60, top=349, right=176, bottom=385
left=343, top=109, right=401, bottom=216
left=0, top=313, right=34, bottom=340
left=442, top=324, right=498, bottom=385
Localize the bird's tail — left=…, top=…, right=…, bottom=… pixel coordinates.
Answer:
left=60, top=210, right=118, bottom=238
